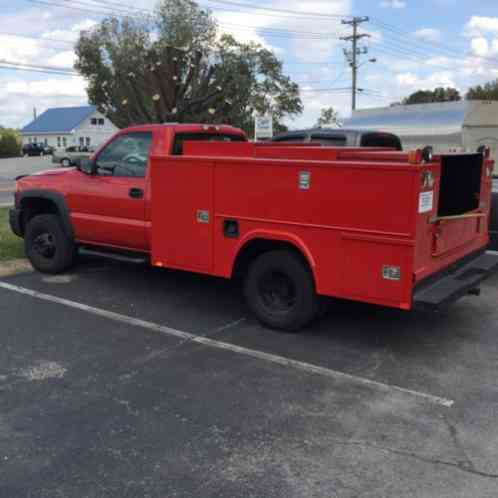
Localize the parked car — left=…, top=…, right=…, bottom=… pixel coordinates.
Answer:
left=271, top=128, right=403, bottom=150
left=52, top=145, right=96, bottom=167
left=22, top=143, right=50, bottom=157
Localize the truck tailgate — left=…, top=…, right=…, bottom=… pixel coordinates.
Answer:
left=414, top=153, right=493, bottom=284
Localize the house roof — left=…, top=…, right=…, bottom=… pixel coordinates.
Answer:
left=21, top=105, right=97, bottom=134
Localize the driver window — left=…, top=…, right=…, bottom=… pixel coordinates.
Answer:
left=95, top=132, right=153, bottom=177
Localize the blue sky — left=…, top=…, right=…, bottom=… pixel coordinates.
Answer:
left=1, top=0, right=498, bottom=129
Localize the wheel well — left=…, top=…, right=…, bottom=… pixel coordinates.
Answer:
left=20, top=198, right=59, bottom=234
left=232, top=238, right=313, bottom=279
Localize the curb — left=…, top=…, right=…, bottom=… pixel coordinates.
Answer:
left=0, top=259, right=33, bottom=278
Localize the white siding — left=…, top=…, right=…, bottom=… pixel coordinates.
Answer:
left=22, top=134, right=72, bottom=147
left=73, top=110, right=119, bottom=148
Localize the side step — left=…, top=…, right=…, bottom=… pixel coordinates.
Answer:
left=79, top=247, right=148, bottom=264
left=413, top=251, right=498, bottom=310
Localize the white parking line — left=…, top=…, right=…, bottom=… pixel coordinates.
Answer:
left=0, top=281, right=454, bottom=408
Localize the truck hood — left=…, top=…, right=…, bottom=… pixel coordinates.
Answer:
left=17, top=167, right=79, bottom=191
left=29, top=167, right=75, bottom=177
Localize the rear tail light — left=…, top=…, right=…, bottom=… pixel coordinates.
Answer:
left=408, top=150, right=422, bottom=164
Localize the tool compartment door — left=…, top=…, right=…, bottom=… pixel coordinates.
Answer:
left=150, top=156, right=214, bottom=273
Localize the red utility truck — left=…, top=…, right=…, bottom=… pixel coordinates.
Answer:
left=10, top=124, right=498, bottom=331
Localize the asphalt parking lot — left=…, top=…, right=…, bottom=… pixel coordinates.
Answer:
left=0, top=156, right=54, bottom=206
left=1, top=257, right=498, bottom=497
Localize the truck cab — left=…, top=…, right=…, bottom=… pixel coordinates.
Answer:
left=11, top=124, right=246, bottom=253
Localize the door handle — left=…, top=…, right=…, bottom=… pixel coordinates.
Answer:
left=129, top=188, right=144, bottom=199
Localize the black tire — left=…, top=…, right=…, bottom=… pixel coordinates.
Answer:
left=61, top=158, right=71, bottom=167
left=25, top=214, right=76, bottom=274
left=244, top=250, right=318, bottom=332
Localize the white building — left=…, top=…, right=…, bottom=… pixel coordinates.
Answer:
left=344, top=100, right=498, bottom=168
left=21, top=105, right=119, bottom=149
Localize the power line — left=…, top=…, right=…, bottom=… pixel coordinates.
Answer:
left=0, top=58, right=75, bottom=74
left=203, top=0, right=350, bottom=19
left=370, top=17, right=498, bottom=67
left=0, top=63, right=78, bottom=76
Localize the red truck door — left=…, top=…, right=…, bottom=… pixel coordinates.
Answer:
left=150, top=156, right=214, bottom=273
left=68, top=131, right=153, bottom=251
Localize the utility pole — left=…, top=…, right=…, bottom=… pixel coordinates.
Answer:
left=341, top=17, right=370, bottom=112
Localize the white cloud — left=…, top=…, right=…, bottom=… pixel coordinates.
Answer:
left=396, top=71, right=457, bottom=91
left=380, top=0, right=406, bottom=9
left=4, top=76, right=86, bottom=98
left=0, top=35, right=42, bottom=65
left=47, top=51, right=77, bottom=69
left=214, top=0, right=352, bottom=63
left=471, top=37, right=490, bottom=56
left=0, top=76, right=88, bottom=128
left=41, top=19, right=98, bottom=43
left=465, top=16, right=498, bottom=37
left=414, top=28, right=441, bottom=42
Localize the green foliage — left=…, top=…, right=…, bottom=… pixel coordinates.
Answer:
left=0, top=208, right=24, bottom=261
left=74, top=0, right=302, bottom=135
left=0, top=128, right=21, bottom=157
left=315, top=107, right=341, bottom=127
left=466, top=79, right=498, bottom=100
left=401, top=87, right=461, bottom=105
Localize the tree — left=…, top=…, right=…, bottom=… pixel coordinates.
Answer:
left=467, top=79, right=498, bottom=100
left=74, top=0, right=302, bottom=134
left=0, top=129, right=21, bottom=157
left=315, top=107, right=341, bottom=128
left=401, top=87, right=461, bottom=105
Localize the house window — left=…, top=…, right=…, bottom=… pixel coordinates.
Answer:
left=29, top=137, right=32, bottom=143
left=57, top=137, right=61, bottom=147
left=34, top=137, right=37, bottom=144
left=91, top=118, right=97, bottom=125
left=85, top=137, right=91, bottom=146
left=44, top=138, right=48, bottom=146
left=62, top=137, right=67, bottom=147
left=98, top=118, right=104, bottom=126
left=79, top=137, right=84, bottom=146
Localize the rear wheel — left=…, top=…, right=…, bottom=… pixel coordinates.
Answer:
left=244, top=250, right=318, bottom=332
left=25, top=214, right=76, bottom=274
left=61, top=158, right=70, bottom=167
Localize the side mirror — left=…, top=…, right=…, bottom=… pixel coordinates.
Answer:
left=78, top=158, right=96, bottom=175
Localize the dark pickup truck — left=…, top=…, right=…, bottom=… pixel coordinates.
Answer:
left=271, top=128, right=403, bottom=150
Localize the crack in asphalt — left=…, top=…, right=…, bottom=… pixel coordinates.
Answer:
left=443, top=415, right=479, bottom=474
left=328, top=438, right=498, bottom=479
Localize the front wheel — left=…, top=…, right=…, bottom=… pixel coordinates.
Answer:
left=61, top=158, right=71, bottom=167
left=25, top=214, right=76, bottom=274
left=244, top=250, right=318, bottom=332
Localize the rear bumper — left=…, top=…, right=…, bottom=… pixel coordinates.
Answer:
left=9, top=208, right=23, bottom=237
left=413, top=250, right=498, bottom=311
